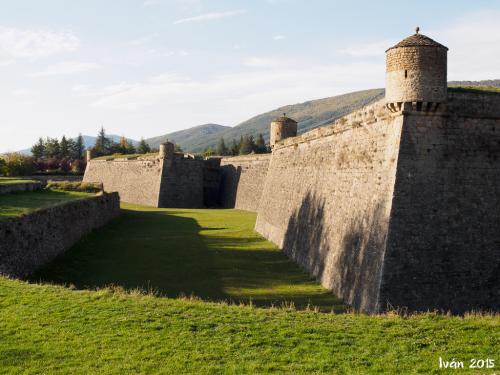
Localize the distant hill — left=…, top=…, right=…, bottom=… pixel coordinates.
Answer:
left=18, top=135, right=139, bottom=156
left=448, top=79, right=500, bottom=87
left=146, top=124, right=230, bottom=151
left=150, top=79, right=500, bottom=153
left=149, top=89, right=385, bottom=153
left=16, top=79, right=500, bottom=155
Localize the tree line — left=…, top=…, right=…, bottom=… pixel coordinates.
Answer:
left=204, top=134, right=268, bottom=157
left=91, top=127, right=153, bottom=157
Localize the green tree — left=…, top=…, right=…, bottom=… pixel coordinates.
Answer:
left=203, top=147, right=215, bottom=157
left=118, top=137, right=136, bottom=154
left=93, top=126, right=111, bottom=156
left=60, top=136, right=71, bottom=159
left=137, top=138, right=151, bottom=154
left=216, top=138, right=228, bottom=156
left=230, top=139, right=239, bottom=156
left=44, top=137, right=60, bottom=159
left=239, top=135, right=255, bottom=155
left=1, top=153, right=35, bottom=176
left=174, top=144, right=183, bottom=153
left=255, top=133, right=267, bottom=153
left=72, top=134, right=85, bottom=160
left=0, top=157, right=7, bottom=175
left=31, top=137, right=45, bottom=159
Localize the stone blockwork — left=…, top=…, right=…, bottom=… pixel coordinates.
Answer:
left=83, top=157, right=163, bottom=206
left=159, top=155, right=205, bottom=208
left=380, top=92, right=500, bottom=313
left=83, top=153, right=209, bottom=208
left=0, top=192, right=119, bottom=278
left=0, top=181, right=42, bottom=195
left=255, top=100, right=403, bottom=313
left=220, top=154, right=271, bottom=212
left=252, top=92, right=500, bottom=313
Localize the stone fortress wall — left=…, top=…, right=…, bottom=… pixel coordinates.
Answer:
left=255, top=101, right=404, bottom=313
left=0, top=192, right=119, bottom=278
left=82, top=31, right=500, bottom=313
left=219, top=154, right=271, bottom=211
left=83, top=157, right=164, bottom=206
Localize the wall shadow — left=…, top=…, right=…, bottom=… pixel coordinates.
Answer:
left=29, top=206, right=343, bottom=311
left=218, top=165, right=242, bottom=208
left=281, top=191, right=388, bottom=313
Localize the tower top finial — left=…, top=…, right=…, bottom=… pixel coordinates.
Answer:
left=416, top=26, right=420, bottom=34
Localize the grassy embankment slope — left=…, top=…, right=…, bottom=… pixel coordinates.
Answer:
left=0, top=189, right=92, bottom=220
left=0, top=177, right=36, bottom=184
left=0, top=203, right=498, bottom=373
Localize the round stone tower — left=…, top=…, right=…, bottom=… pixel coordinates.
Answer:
left=385, top=28, right=448, bottom=112
left=270, top=114, right=298, bottom=148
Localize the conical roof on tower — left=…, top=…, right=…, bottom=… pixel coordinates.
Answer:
left=387, top=33, right=448, bottom=51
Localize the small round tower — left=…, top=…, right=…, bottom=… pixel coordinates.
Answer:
left=385, top=28, right=448, bottom=112
left=270, top=114, right=298, bottom=148
left=159, top=141, right=174, bottom=159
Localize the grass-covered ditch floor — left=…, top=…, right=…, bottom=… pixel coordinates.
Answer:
left=1, top=203, right=498, bottom=373
left=0, top=189, right=92, bottom=220
left=0, top=177, right=36, bottom=184
left=0, top=278, right=498, bottom=374
left=31, top=203, right=342, bottom=310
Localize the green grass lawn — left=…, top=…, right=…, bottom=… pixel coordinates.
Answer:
left=0, top=189, right=92, bottom=220
left=0, top=278, right=498, bottom=374
left=0, top=177, right=37, bottom=184
left=31, top=203, right=343, bottom=311
left=1, top=203, right=498, bottom=374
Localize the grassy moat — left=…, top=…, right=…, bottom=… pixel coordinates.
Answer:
left=31, top=203, right=343, bottom=311
left=0, top=202, right=498, bottom=373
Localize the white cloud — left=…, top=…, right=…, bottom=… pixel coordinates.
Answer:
left=32, top=61, right=100, bottom=77
left=340, top=40, right=395, bottom=58
left=0, top=27, right=79, bottom=59
left=340, top=10, right=500, bottom=81
left=143, top=0, right=162, bottom=6
left=174, top=9, right=246, bottom=24
left=273, top=35, right=286, bottom=41
left=86, top=60, right=383, bottom=111
left=129, top=33, right=159, bottom=46
left=12, top=89, right=35, bottom=97
left=243, top=57, right=295, bottom=69
left=433, top=10, right=500, bottom=80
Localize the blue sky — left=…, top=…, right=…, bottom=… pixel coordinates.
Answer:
left=1, top=0, right=500, bottom=152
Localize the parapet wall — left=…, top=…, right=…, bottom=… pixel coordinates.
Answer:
left=255, top=100, right=402, bottom=313
left=220, top=154, right=271, bottom=212
left=0, top=192, right=120, bottom=278
left=0, top=181, right=42, bottom=195
left=83, top=157, right=163, bottom=207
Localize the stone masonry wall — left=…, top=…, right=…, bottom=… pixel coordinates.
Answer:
left=0, top=192, right=120, bottom=278
left=158, top=155, right=204, bottom=208
left=255, top=100, right=404, bottom=313
left=0, top=182, right=41, bottom=195
left=83, top=157, right=163, bottom=206
left=380, top=92, right=500, bottom=313
left=220, top=154, right=271, bottom=212
left=386, top=46, right=447, bottom=104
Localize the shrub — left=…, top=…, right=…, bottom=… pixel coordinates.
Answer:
left=1, top=153, right=35, bottom=176
left=71, top=159, right=87, bottom=174
left=46, top=181, right=103, bottom=193
left=0, top=157, right=7, bottom=176
left=59, top=159, right=71, bottom=172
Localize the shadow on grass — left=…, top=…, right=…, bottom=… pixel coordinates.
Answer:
left=30, top=207, right=344, bottom=312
